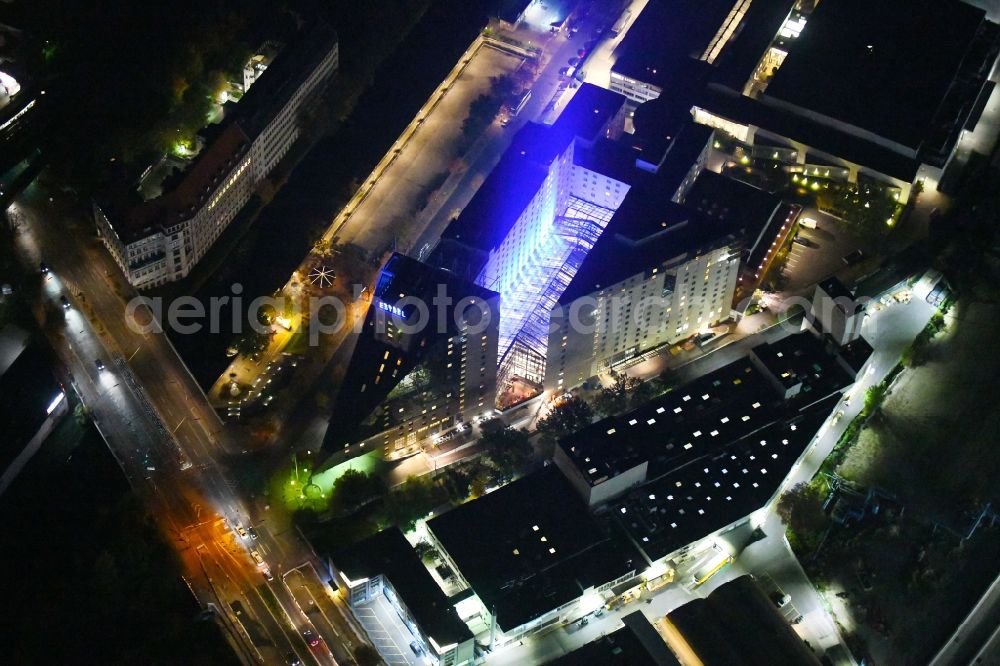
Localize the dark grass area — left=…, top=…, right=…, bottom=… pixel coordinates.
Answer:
left=168, top=0, right=501, bottom=389
left=812, top=517, right=1000, bottom=666
left=806, top=302, right=1000, bottom=663
left=0, top=422, right=237, bottom=665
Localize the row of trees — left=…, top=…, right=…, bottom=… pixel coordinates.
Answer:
left=301, top=372, right=662, bottom=540
left=26, top=0, right=291, bottom=185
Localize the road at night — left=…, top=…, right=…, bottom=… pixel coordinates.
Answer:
left=10, top=188, right=362, bottom=665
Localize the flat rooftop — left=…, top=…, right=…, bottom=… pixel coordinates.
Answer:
left=817, top=276, right=864, bottom=315
left=612, top=0, right=736, bottom=89
left=666, top=575, right=820, bottom=665
left=329, top=527, right=473, bottom=647
left=678, top=170, right=782, bottom=230
left=561, top=132, right=763, bottom=306
left=750, top=330, right=856, bottom=396
left=837, top=336, right=874, bottom=375
left=427, top=467, right=643, bottom=632
left=437, top=84, right=626, bottom=257
left=817, top=276, right=854, bottom=303
left=764, top=0, right=987, bottom=151
left=613, top=401, right=832, bottom=562
left=696, top=84, right=922, bottom=181
left=325, top=254, right=496, bottom=446
left=551, top=82, right=628, bottom=143
left=560, top=360, right=783, bottom=489
left=711, top=0, right=796, bottom=91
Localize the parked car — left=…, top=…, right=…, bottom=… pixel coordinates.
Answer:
left=770, top=590, right=792, bottom=608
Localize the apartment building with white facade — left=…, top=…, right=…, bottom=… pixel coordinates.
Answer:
left=545, top=120, right=796, bottom=394
left=95, top=23, right=338, bottom=288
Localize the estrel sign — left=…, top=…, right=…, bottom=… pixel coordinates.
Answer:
left=377, top=300, right=406, bottom=318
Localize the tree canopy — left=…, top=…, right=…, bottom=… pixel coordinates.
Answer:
left=593, top=371, right=656, bottom=417
left=18, top=0, right=295, bottom=185
left=480, top=425, right=533, bottom=482
left=537, top=396, right=593, bottom=442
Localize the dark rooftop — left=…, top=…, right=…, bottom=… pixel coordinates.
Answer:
left=329, top=527, right=472, bottom=647
left=559, top=360, right=783, bottom=490
left=549, top=611, right=681, bottom=666
left=428, top=467, right=643, bottom=632
left=574, top=138, right=639, bottom=185
left=0, top=327, right=61, bottom=463
left=764, top=0, right=986, bottom=151
left=698, top=84, right=922, bottom=181
left=818, top=276, right=853, bottom=302
left=230, top=22, right=338, bottom=139
left=750, top=331, right=856, bottom=397
left=679, top=170, right=781, bottom=228
left=836, top=336, right=874, bottom=375
left=666, top=575, right=820, bottom=665
left=819, top=277, right=864, bottom=315
left=711, top=0, right=796, bottom=91
left=560, top=168, right=781, bottom=305
left=678, top=170, right=792, bottom=273
left=434, top=84, right=626, bottom=266
left=551, top=82, right=628, bottom=144
left=611, top=0, right=735, bottom=90
left=325, top=254, right=497, bottom=448
left=614, top=402, right=833, bottom=562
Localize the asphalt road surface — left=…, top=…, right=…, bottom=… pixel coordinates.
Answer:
left=10, top=187, right=363, bottom=666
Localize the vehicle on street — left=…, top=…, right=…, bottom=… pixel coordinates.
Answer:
left=251, top=550, right=265, bottom=567
left=511, top=89, right=531, bottom=117
left=410, top=640, right=423, bottom=656
left=286, top=653, right=302, bottom=666
left=770, top=590, right=792, bottom=608
left=39, top=261, right=49, bottom=274
left=303, top=629, right=321, bottom=647
left=692, top=546, right=733, bottom=585
left=236, top=525, right=249, bottom=539
left=248, top=526, right=259, bottom=539
left=843, top=249, right=865, bottom=265
left=94, top=359, right=105, bottom=372
left=60, top=295, right=70, bottom=309
left=263, top=567, right=274, bottom=581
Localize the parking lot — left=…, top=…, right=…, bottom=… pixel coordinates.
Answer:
left=354, top=595, right=422, bottom=666
left=782, top=209, right=865, bottom=291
